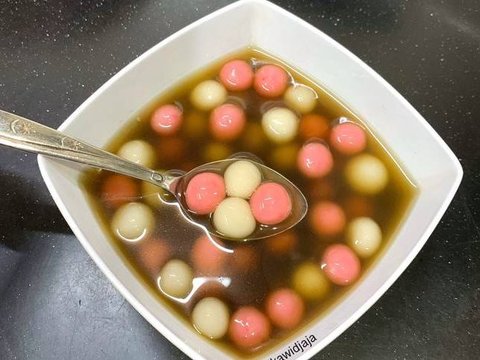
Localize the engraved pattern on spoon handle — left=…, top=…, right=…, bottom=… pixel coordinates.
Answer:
left=0, top=110, right=167, bottom=188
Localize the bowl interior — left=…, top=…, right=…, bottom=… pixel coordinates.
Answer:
left=38, top=1, right=462, bottom=359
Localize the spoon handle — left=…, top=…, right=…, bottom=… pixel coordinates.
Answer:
left=0, top=110, right=167, bottom=188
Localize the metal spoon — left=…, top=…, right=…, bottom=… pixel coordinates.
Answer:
left=0, top=110, right=307, bottom=241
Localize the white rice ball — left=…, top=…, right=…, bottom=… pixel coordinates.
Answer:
left=192, top=297, right=230, bottom=339
left=159, top=259, right=193, bottom=298
left=111, top=202, right=155, bottom=242
left=117, top=140, right=156, bottom=168
left=262, top=107, right=298, bottom=143
left=224, top=160, right=262, bottom=199
left=213, top=197, right=256, bottom=239
left=347, top=217, right=382, bottom=258
left=284, top=85, right=317, bottom=114
left=344, top=154, right=388, bottom=195
left=190, top=80, right=227, bottom=111
left=291, top=261, right=331, bottom=301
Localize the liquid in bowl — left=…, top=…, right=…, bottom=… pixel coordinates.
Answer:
left=82, top=48, right=416, bottom=357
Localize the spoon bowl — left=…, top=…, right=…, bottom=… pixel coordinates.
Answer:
left=0, top=110, right=307, bottom=241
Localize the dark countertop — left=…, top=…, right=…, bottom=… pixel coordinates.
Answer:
left=0, top=1, right=478, bottom=359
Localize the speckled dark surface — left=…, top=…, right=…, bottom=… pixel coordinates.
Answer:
left=0, top=1, right=479, bottom=359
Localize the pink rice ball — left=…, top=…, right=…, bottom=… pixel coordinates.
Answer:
left=150, top=104, right=183, bottom=135
left=210, top=104, right=246, bottom=141
left=191, top=235, right=228, bottom=275
left=321, top=244, right=361, bottom=285
left=219, top=60, right=254, bottom=91
left=250, top=182, right=292, bottom=225
left=253, top=64, right=289, bottom=98
left=330, top=122, right=367, bottom=155
left=185, top=172, right=226, bottom=215
left=228, top=306, right=271, bottom=349
left=297, top=142, right=334, bottom=178
left=309, top=201, right=346, bottom=237
left=265, top=288, right=304, bottom=329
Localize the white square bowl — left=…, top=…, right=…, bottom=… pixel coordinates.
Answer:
left=38, top=1, right=463, bottom=359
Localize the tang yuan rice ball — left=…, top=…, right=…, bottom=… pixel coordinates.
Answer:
left=111, top=202, right=155, bottom=242
left=213, top=197, right=256, bottom=239
left=156, top=137, right=187, bottom=166
left=191, top=235, right=228, bottom=275
left=101, top=174, right=139, bottom=209
left=307, top=179, right=335, bottom=200
left=192, top=297, right=230, bottom=339
left=137, top=238, right=171, bottom=275
left=284, top=84, right=317, bottom=114
left=321, top=244, right=361, bottom=286
left=297, top=142, right=333, bottom=178
left=299, top=113, right=329, bottom=140
left=185, top=172, right=226, bottom=215
left=159, top=259, right=193, bottom=298
left=231, top=244, right=260, bottom=272
left=264, top=230, right=298, bottom=256
left=343, top=195, right=375, bottom=218
left=117, top=140, right=156, bottom=168
left=346, top=217, right=382, bottom=258
left=262, top=107, right=298, bottom=144
left=224, top=160, right=262, bottom=199
left=291, top=262, right=331, bottom=301
left=202, top=142, right=231, bottom=162
left=250, top=182, right=292, bottom=225
left=330, top=122, right=367, bottom=155
left=254, top=64, right=289, bottom=98
left=270, top=143, right=298, bottom=171
left=309, top=201, right=346, bottom=237
left=229, top=307, right=271, bottom=349
left=150, top=104, right=183, bottom=136
left=190, top=80, right=227, bottom=111
left=210, top=104, right=246, bottom=141
left=345, top=154, right=388, bottom=195
left=266, top=288, right=305, bottom=329
left=219, top=60, right=254, bottom=91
